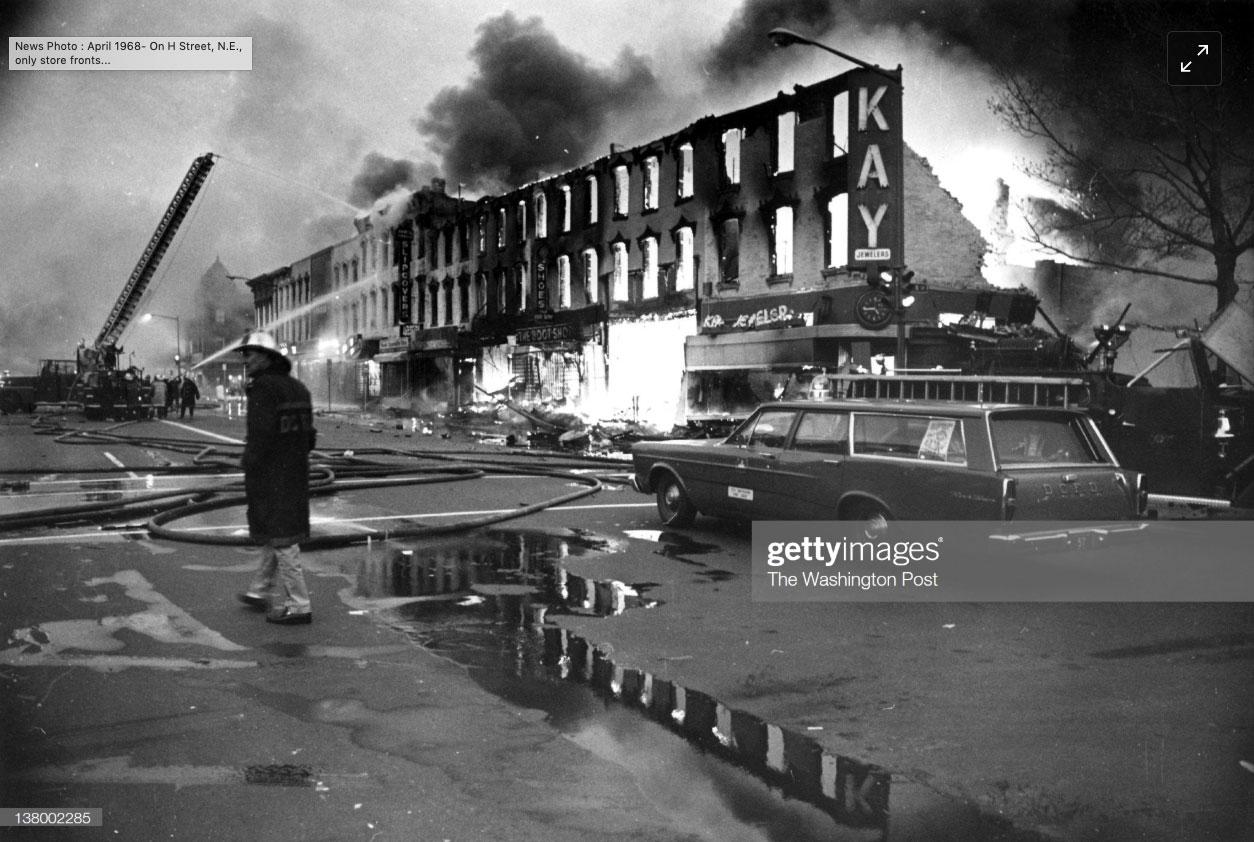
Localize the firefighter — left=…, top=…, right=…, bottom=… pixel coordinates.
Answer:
left=233, top=331, right=317, bottom=625
left=152, top=376, right=168, bottom=419
left=164, top=373, right=178, bottom=417
left=178, top=375, right=200, bottom=419
left=123, top=369, right=140, bottom=420
left=139, top=375, right=154, bottom=419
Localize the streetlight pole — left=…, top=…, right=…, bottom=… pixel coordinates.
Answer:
left=141, top=312, right=182, bottom=377
left=767, top=28, right=900, bottom=85
left=895, top=274, right=905, bottom=370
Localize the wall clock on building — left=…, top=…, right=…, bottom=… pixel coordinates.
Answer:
left=854, top=289, right=894, bottom=330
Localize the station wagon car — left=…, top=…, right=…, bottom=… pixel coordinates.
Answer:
left=632, top=399, right=1147, bottom=526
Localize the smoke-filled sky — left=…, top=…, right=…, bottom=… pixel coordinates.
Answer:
left=0, top=0, right=1246, bottom=372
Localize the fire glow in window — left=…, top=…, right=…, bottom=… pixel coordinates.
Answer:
left=773, top=206, right=794, bottom=276
left=642, top=236, right=659, bottom=299
left=535, top=192, right=547, bottom=238
left=583, top=248, right=599, bottom=303
left=612, top=241, right=628, bottom=301
left=721, top=128, right=742, bottom=185
left=614, top=165, right=629, bottom=217
left=828, top=194, right=849, bottom=268
left=557, top=255, right=571, bottom=309
left=677, top=143, right=693, bottom=199
left=675, top=226, right=694, bottom=291
left=777, top=111, right=795, bottom=174
left=586, top=175, right=598, bottom=224
left=643, top=156, right=659, bottom=210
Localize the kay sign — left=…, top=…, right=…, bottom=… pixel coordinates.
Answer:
left=845, top=68, right=904, bottom=267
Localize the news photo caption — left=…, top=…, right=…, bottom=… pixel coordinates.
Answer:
left=9, top=38, right=252, bottom=71
left=751, top=521, right=1254, bottom=602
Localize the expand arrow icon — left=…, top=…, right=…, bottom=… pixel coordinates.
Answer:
left=1198, top=44, right=1209, bottom=55
left=1180, top=61, right=1192, bottom=72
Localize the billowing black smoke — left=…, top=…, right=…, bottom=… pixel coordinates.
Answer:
left=417, top=12, right=660, bottom=193
left=704, top=0, right=841, bottom=83
left=348, top=153, right=437, bottom=207
left=704, top=1, right=1249, bottom=113
left=705, top=1, right=1251, bottom=292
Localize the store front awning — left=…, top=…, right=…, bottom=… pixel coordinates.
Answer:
left=410, top=325, right=460, bottom=353
left=685, top=324, right=904, bottom=370
left=373, top=351, right=408, bottom=363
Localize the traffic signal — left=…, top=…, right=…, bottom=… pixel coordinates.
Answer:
left=870, top=267, right=923, bottom=308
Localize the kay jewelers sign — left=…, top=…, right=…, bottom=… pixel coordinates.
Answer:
left=845, top=68, right=904, bottom=267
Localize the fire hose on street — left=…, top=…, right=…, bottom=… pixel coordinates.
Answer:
left=0, top=416, right=627, bottom=546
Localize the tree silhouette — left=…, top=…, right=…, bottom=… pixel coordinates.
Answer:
left=991, top=2, right=1253, bottom=313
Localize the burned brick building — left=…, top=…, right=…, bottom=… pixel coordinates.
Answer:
left=247, top=68, right=1031, bottom=428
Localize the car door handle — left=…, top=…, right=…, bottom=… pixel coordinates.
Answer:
left=759, top=452, right=778, bottom=461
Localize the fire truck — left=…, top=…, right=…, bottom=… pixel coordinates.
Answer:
left=0, top=359, right=77, bottom=414
left=69, top=153, right=216, bottom=420
left=683, top=294, right=1254, bottom=513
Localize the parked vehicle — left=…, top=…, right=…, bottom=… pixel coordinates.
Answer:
left=0, top=359, right=76, bottom=413
left=632, top=397, right=1146, bottom=526
left=681, top=300, right=1253, bottom=513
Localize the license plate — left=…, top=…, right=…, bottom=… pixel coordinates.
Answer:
left=728, top=486, right=754, bottom=501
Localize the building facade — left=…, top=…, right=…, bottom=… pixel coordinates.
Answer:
left=245, top=69, right=1035, bottom=428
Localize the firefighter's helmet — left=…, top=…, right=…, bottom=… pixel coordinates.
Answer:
left=236, top=330, right=283, bottom=358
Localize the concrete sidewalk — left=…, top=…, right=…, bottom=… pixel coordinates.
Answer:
left=549, top=531, right=1254, bottom=842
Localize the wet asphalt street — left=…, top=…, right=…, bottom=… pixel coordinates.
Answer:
left=1, top=408, right=1252, bottom=841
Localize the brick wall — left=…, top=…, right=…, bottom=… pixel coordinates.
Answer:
left=902, top=146, right=988, bottom=287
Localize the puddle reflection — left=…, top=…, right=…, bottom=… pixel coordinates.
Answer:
left=373, top=527, right=1043, bottom=841
left=357, top=528, right=658, bottom=618
left=371, top=528, right=891, bottom=840
left=543, top=625, right=892, bottom=835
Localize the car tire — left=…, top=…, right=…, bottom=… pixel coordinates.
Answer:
left=656, top=474, right=697, bottom=528
left=848, top=500, right=891, bottom=536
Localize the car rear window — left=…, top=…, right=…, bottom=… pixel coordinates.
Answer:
left=989, top=412, right=1106, bottom=464
left=852, top=414, right=967, bottom=464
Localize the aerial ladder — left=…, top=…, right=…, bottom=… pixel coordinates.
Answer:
left=71, top=153, right=216, bottom=418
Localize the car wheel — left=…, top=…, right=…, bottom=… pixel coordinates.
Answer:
left=848, top=500, right=891, bottom=537
left=656, top=474, right=697, bottom=527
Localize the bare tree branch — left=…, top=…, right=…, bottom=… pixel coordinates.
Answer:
left=991, top=8, right=1252, bottom=311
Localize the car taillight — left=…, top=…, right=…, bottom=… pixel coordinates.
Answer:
left=1135, top=472, right=1148, bottom=516
left=1002, top=477, right=1017, bottom=521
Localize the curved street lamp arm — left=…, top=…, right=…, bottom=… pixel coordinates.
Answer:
left=767, top=28, right=901, bottom=86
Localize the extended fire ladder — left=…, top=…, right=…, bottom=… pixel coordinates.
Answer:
left=833, top=372, right=1090, bottom=408
left=95, top=153, right=217, bottom=348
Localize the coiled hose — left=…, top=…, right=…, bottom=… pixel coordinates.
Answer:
left=2, top=416, right=630, bottom=547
